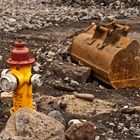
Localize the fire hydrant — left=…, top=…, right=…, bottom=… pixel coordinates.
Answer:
left=0, top=41, right=43, bottom=114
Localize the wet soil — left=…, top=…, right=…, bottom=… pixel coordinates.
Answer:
left=0, top=18, right=140, bottom=139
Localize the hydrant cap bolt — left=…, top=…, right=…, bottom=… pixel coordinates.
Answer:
left=7, top=41, right=35, bottom=66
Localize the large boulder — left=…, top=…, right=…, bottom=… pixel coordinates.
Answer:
left=0, top=108, right=65, bottom=140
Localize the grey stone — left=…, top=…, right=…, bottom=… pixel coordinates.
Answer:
left=8, top=18, right=17, bottom=26
left=47, top=51, right=56, bottom=59
left=0, top=55, right=3, bottom=61
left=53, top=63, right=91, bottom=83
left=130, top=127, right=140, bottom=136
left=33, top=62, right=41, bottom=72
left=95, top=135, right=100, bottom=140
left=99, top=85, right=105, bottom=90
left=48, top=110, right=65, bottom=125
left=95, top=136, right=100, bottom=140
left=0, top=108, right=65, bottom=140
left=70, top=80, right=79, bottom=87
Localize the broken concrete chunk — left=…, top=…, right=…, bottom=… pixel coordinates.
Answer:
left=74, top=93, right=95, bottom=101
left=53, top=63, right=91, bottom=83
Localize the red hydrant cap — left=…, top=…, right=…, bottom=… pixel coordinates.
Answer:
left=7, top=41, right=35, bottom=66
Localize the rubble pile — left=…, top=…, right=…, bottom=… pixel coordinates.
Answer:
left=0, top=0, right=140, bottom=138
left=0, top=0, right=139, bottom=32
left=0, top=20, right=139, bottom=139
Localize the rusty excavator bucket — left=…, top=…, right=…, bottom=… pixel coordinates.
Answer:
left=69, top=22, right=140, bottom=89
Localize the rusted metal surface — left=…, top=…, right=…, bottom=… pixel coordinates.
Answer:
left=69, top=22, right=140, bottom=88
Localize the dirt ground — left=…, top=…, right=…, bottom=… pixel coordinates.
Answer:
left=0, top=18, right=140, bottom=140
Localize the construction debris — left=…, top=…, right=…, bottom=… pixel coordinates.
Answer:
left=69, top=22, right=140, bottom=89
left=0, top=1, right=140, bottom=138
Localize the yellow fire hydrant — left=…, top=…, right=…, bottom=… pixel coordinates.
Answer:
left=0, top=41, right=43, bottom=114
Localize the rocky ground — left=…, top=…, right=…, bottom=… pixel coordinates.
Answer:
left=0, top=0, right=140, bottom=32
left=0, top=0, right=140, bottom=140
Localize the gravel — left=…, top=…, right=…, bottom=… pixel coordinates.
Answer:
left=0, top=0, right=139, bottom=32
left=0, top=17, right=140, bottom=139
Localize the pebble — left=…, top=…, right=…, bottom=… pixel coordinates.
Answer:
left=8, top=18, right=17, bottom=26
left=47, top=51, right=56, bottom=59
left=64, top=77, right=71, bottom=83
left=48, top=110, right=65, bottom=125
left=70, top=80, right=79, bottom=86
left=95, top=135, right=100, bottom=140
left=109, top=122, right=115, bottom=127
left=0, top=55, right=3, bottom=61
left=68, top=119, right=82, bottom=126
left=59, top=102, right=67, bottom=110
left=99, top=84, right=105, bottom=90
left=33, top=62, right=41, bottom=72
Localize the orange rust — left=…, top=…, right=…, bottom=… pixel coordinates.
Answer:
left=69, top=22, right=140, bottom=88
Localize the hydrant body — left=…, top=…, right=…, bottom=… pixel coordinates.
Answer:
left=0, top=41, right=42, bottom=114
left=10, top=66, right=34, bottom=113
